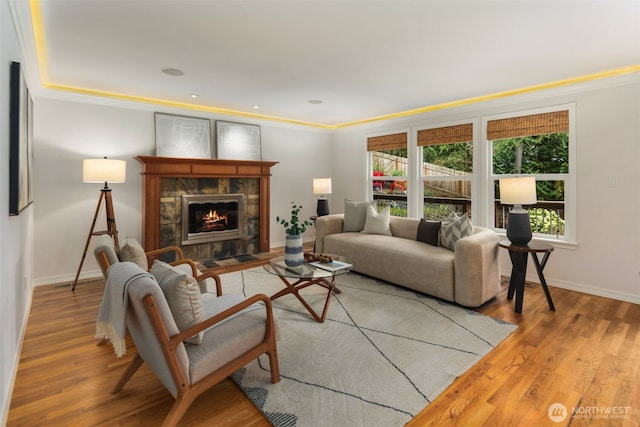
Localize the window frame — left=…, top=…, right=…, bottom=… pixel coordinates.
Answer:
left=363, top=103, right=576, bottom=246
left=415, top=120, right=476, bottom=220
left=365, top=129, right=411, bottom=216
left=482, top=103, right=576, bottom=245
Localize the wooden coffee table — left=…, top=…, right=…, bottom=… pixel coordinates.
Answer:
left=263, top=255, right=352, bottom=323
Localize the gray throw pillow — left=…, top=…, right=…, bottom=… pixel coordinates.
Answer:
left=416, top=219, right=441, bottom=246
left=439, top=213, right=474, bottom=251
left=344, top=200, right=376, bottom=232
left=119, top=236, right=148, bottom=270
left=150, top=260, right=205, bottom=344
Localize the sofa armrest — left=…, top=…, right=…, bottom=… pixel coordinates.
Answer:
left=454, top=228, right=501, bottom=307
left=315, top=214, right=344, bottom=253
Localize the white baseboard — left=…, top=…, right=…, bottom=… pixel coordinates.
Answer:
left=2, top=283, right=33, bottom=426
left=33, top=270, right=103, bottom=287
left=500, top=268, right=640, bottom=305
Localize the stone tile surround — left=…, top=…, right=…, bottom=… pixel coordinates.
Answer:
left=159, top=177, right=260, bottom=263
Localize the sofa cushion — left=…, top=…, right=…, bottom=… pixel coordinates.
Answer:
left=362, top=205, right=392, bottom=236
left=150, top=260, right=205, bottom=344
left=344, top=200, right=376, bottom=232
left=324, top=232, right=456, bottom=301
left=417, top=219, right=441, bottom=246
left=440, top=213, right=474, bottom=251
left=119, top=236, right=148, bottom=270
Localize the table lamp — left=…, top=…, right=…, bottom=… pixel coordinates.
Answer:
left=313, top=178, right=332, bottom=216
left=499, top=176, right=536, bottom=245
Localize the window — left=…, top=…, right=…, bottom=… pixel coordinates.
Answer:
left=487, top=107, right=574, bottom=241
left=363, top=104, right=575, bottom=244
left=367, top=132, right=408, bottom=217
left=417, top=123, right=473, bottom=220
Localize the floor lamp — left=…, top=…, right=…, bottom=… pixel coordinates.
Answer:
left=72, top=158, right=126, bottom=291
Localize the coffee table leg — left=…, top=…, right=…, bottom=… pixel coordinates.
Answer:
left=271, top=275, right=337, bottom=323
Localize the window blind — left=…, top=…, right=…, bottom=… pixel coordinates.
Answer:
left=417, top=123, right=473, bottom=146
left=487, top=110, right=569, bottom=140
left=367, top=133, right=407, bottom=151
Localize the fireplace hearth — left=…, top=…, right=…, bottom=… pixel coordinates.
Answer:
left=182, top=194, right=245, bottom=245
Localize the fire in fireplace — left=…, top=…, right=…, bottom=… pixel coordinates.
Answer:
left=182, top=194, right=245, bottom=245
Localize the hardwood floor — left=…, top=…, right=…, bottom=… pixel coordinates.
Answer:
left=8, top=257, right=639, bottom=426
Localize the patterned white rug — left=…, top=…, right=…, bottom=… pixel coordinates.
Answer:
left=220, top=267, right=516, bottom=427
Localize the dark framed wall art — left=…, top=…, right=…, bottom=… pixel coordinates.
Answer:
left=216, top=120, right=262, bottom=161
left=154, top=113, right=212, bottom=159
left=9, top=61, right=34, bottom=215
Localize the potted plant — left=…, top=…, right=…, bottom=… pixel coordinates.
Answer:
left=277, top=202, right=313, bottom=266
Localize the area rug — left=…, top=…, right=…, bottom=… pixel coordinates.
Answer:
left=220, top=267, right=516, bottom=427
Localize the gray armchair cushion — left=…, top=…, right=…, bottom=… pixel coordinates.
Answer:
left=118, top=262, right=191, bottom=397
left=187, top=295, right=274, bottom=383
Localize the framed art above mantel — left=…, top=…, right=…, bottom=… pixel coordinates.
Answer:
left=216, top=120, right=262, bottom=161
left=154, top=113, right=212, bottom=159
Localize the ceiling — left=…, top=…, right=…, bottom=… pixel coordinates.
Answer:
left=30, top=1, right=640, bottom=128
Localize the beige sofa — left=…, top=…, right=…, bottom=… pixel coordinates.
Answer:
left=315, top=214, right=501, bottom=307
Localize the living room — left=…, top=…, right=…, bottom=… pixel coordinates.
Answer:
left=2, top=1, right=639, bottom=425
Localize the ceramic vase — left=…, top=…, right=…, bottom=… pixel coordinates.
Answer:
left=284, top=234, right=304, bottom=267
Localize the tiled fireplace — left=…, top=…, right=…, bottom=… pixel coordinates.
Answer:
left=135, top=156, right=277, bottom=264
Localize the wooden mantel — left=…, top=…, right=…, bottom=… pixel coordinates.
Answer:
left=135, top=156, right=278, bottom=253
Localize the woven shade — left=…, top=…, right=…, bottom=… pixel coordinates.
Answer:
left=417, top=123, right=473, bottom=146
left=367, top=133, right=407, bottom=151
left=487, top=110, right=568, bottom=140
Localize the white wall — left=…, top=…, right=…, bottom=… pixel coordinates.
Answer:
left=33, top=96, right=333, bottom=284
left=332, top=76, right=640, bottom=304
left=1, top=1, right=34, bottom=423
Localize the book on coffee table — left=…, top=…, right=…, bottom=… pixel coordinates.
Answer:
left=309, top=260, right=352, bottom=272
left=272, top=261, right=316, bottom=277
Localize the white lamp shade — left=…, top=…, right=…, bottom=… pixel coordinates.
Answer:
left=83, top=158, right=127, bottom=184
left=499, top=176, right=537, bottom=205
left=313, top=178, right=332, bottom=195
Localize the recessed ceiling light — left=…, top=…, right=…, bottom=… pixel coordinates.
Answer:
left=190, top=94, right=199, bottom=98
left=162, top=68, right=184, bottom=76
left=308, top=99, right=323, bottom=104
left=252, top=105, right=260, bottom=109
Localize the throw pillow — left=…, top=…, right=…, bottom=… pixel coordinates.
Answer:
left=119, top=237, right=148, bottom=270
left=416, top=219, right=441, bottom=246
left=150, top=260, right=205, bottom=344
left=439, top=213, right=474, bottom=251
left=344, top=199, right=376, bottom=232
left=361, top=205, right=392, bottom=236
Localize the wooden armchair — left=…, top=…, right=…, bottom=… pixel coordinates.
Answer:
left=108, top=262, right=280, bottom=427
left=93, top=234, right=222, bottom=295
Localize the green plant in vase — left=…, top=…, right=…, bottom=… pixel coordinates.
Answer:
left=277, top=202, right=313, bottom=266
left=276, top=202, right=313, bottom=236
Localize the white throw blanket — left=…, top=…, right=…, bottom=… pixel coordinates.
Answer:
left=95, top=263, right=153, bottom=358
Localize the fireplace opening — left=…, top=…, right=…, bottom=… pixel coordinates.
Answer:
left=182, top=194, right=245, bottom=245
left=189, top=202, right=237, bottom=233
